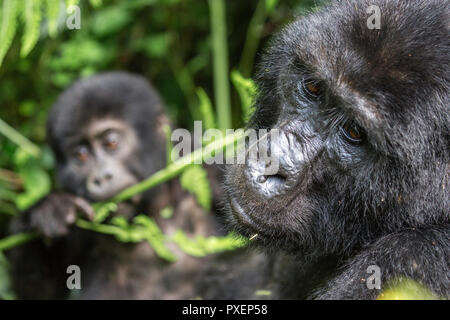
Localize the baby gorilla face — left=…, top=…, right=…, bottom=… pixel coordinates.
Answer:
left=58, top=118, right=139, bottom=201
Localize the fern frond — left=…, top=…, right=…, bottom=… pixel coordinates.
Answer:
left=89, top=0, right=102, bottom=8
left=196, top=88, right=216, bottom=130
left=21, top=0, right=43, bottom=58
left=0, top=0, right=19, bottom=66
left=45, top=0, right=61, bottom=38
left=66, top=0, right=80, bottom=7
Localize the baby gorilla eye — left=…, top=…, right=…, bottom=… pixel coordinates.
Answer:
left=103, top=132, right=120, bottom=151
left=74, top=145, right=89, bottom=162
left=341, top=122, right=366, bottom=145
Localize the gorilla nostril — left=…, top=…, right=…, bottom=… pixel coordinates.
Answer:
left=104, top=173, right=113, bottom=181
left=267, top=173, right=287, bottom=185
left=257, top=173, right=287, bottom=185
left=93, top=178, right=102, bottom=186
left=257, top=176, right=267, bottom=183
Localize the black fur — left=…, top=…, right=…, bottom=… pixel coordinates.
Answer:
left=224, top=0, right=449, bottom=299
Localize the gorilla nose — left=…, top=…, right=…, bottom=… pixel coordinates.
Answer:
left=91, top=172, right=113, bottom=187
left=242, top=130, right=302, bottom=199
left=246, top=164, right=294, bottom=199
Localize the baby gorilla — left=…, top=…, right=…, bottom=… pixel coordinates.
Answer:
left=8, top=72, right=220, bottom=299
left=224, top=0, right=449, bottom=299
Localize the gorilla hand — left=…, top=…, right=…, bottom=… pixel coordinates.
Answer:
left=18, top=193, right=94, bottom=238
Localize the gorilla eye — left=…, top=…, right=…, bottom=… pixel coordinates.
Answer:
left=104, top=132, right=120, bottom=151
left=301, top=77, right=322, bottom=100
left=74, top=145, right=89, bottom=162
left=341, top=122, right=365, bottom=145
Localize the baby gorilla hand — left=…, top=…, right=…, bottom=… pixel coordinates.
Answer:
left=27, top=193, right=94, bottom=238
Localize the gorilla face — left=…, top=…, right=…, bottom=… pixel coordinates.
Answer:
left=225, top=0, right=449, bottom=254
left=47, top=72, right=168, bottom=202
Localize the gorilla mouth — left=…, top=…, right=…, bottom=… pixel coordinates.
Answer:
left=229, top=197, right=275, bottom=239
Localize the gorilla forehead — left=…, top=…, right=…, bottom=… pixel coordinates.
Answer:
left=281, top=0, right=449, bottom=86
left=258, top=0, right=449, bottom=155
left=48, top=72, right=163, bottom=142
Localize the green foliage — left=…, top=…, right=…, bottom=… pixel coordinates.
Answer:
left=172, top=230, right=248, bottom=257
left=0, top=252, right=15, bottom=300
left=133, top=33, right=170, bottom=58
left=180, top=165, right=212, bottom=211
left=0, top=0, right=107, bottom=67
left=254, top=289, right=272, bottom=297
left=0, top=232, right=38, bottom=251
left=13, top=149, right=51, bottom=211
left=196, top=88, right=216, bottom=130
left=377, top=278, right=441, bottom=300
left=231, top=70, right=257, bottom=122
left=160, top=206, right=174, bottom=219
left=21, top=0, right=43, bottom=57
left=45, top=0, right=61, bottom=38
left=91, top=6, right=132, bottom=37
left=78, top=214, right=248, bottom=262
left=49, top=38, right=114, bottom=87
left=0, top=0, right=19, bottom=66
left=93, top=202, right=118, bottom=223
left=77, top=215, right=178, bottom=262
left=265, top=0, right=279, bottom=13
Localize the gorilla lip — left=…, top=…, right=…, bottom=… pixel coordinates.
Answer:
left=230, top=197, right=266, bottom=238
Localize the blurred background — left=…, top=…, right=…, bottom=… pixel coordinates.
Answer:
left=0, top=0, right=318, bottom=299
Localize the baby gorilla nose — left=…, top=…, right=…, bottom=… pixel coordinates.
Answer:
left=92, top=172, right=113, bottom=186
left=86, top=170, right=119, bottom=201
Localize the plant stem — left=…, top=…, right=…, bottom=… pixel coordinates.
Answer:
left=0, top=117, right=41, bottom=158
left=0, top=231, right=38, bottom=251
left=208, top=0, right=232, bottom=131
left=239, top=0, right=267, bottom=77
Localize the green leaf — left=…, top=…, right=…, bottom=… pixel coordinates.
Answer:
left=265, top=0, right=279, bottom=13
left=180, top=165, right=212, bottom=211
left=45, top=0, right=61, bottom=38
left=133, top=215, right=177, bottom=262
left=21, top=0, right=43, bottom=57
left=14, top=149, right=51, bottom=210
left=93, top=202, right=118, bottom=223
left=65, top=0, right=80, bottom=7
left=91, top=6, right=132, bottom=37
left=162, top=124, right=173, bottom=166
left=133, top=33, right=170, bottom=58
left=0, top=0, right=19, bottom=66
left=172, top=231, right=248, bottom=257
left=231, top=70, right=257, bottom=122
left=196, top=88, right=216, bottom=130
left=0, top=252, right=15, bottom=300
left=377, top=278, right=441, bottom=300
left=89, top=0, right=103, bottom=8
left=160, top=206, right=174, bottom=219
